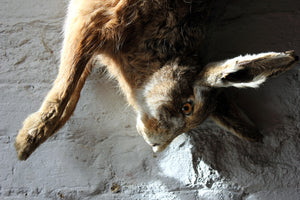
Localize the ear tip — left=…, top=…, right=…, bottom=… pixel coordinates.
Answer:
left=285, top=50, right=299, bottom=61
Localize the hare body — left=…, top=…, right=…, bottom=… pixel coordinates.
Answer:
left=15, top=0, right=298, bottom=160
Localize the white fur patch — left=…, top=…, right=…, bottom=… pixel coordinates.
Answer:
left=229, top=75, right=266, bottom=88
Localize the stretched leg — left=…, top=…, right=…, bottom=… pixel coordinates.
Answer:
left=15, top=14, right=101, bottom=160
left=52, top=62, right=93, bottom=133
left=210, top=92, right=263, bottom=142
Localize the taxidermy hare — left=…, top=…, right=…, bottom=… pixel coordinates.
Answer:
left=15, top=0, right=298, bottom=160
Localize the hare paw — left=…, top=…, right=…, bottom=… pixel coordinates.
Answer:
left=15, top=112, right=46, bottom=160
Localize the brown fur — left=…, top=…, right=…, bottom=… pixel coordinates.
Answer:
left=15, top=0, right=298, bottom=160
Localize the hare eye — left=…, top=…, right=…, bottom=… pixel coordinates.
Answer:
left=182, top=102, right=193, bottom=115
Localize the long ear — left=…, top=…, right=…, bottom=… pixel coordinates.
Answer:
left=210, top=92, right=263, bottom=142
left=197, top=51, right=298, bottom=88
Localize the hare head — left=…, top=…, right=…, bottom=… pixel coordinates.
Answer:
left=135, top=52, right=298, bottom=152
left=136, top=62, right=215, bottom=152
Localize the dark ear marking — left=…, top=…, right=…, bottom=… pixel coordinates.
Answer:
left=222, top=68, right=254, bottom=83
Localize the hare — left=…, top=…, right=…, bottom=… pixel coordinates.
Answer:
left=15, top=0, right=298, bottom=160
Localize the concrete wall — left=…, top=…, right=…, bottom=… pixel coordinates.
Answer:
left=1, top=0, right=299, bottom=199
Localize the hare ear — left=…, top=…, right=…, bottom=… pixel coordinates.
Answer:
left=210, top=92, right=263, bottom=142
left=197, top=51, right=298, bottom=88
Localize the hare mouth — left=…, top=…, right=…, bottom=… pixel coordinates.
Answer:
left=150, top=143, right=161, bottom=152
left=151, top=143, right=160, bottom=147
left=152, top=145, right=163, bottom=153
left=151, top=141, right=172, bottom=153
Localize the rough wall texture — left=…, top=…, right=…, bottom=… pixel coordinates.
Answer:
left=1, top=0, right=299, bottom=199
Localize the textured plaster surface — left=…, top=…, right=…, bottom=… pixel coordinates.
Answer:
left=0, top=0, right=300, bottom=199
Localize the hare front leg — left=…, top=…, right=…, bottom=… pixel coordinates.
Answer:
left=15, top=17, right=101, bottom=160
